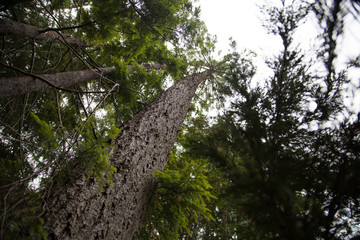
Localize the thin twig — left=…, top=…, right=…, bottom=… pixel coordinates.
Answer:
left=73, top=83, right=119, bottom=142
left=79, top=47, right=102, bottom=69
left=56, top=32, right=100, bottom=71
left=0, top=83, right=119, bottom=191
left=38, top=0, right=62, bottom=31
left=0, top=156, right=65, bottom=190
left=42, top=45, right=65, bottom=73
left=18, top=93, right=29, bottom=176
left=0, top=134, right=41, bottom=150
left=42, top=42, right=53, bottom=72
left=54, top=90, right=63, bottom=129
left=0, top=185, right=15, bottom=238
left=30, top=39, right=36, bottom=73
left=3, top=39, right=32, bottom=55
left=77, top=92, right=98, bottom=140
left=38, top=21, right=96, bottom=33
left=50, top=35, right=152, bottom=98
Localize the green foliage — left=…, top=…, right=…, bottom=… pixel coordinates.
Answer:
left=77, top=113, right=120, bottom=191
left=0, top=0, right=214, bottom=238
left=30, top=112, right=58, bottom=149
left=171, top=1, right=360, bottom=239
left=0, top=193, right=48, bottom=240
left=0, top=153, right=47, bottom=240
left=138, top=153, right=216, bottom=239
left=48, top=107, right=121, bottom=193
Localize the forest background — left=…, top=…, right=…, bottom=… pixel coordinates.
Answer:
left=0, top=0, right=360, bottom=239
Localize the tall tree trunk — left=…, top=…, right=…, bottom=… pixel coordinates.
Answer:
left=0, top=67, right=113, bottom=98
left=43, top=70, right=212, bottom=240
left=0, top=64, right=163, bottom=98
left=0, top=20, right=88, bottom=47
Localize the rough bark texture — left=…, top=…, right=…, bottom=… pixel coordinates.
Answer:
left=0, top=68, right=113, bottom=98
left=43, top=70, right=212, bottom=240
left=0, top=20, right=88, bottom=46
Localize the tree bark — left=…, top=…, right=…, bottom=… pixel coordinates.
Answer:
left=0, top=67, right=114, bottom=98
left=0, top=20, right=88, bottom=47
left=43, top=70, right=212, bottom=240
left=0, top=64, right=164, bottom=98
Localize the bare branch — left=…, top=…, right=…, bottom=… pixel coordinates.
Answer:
left=0, top=20, right=88, bottom=47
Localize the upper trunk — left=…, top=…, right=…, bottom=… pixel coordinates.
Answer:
left=0, top=20, right=88, bottom=47
left=43, top=70, right=212, bottom=240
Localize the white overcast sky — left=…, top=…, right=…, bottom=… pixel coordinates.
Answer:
left=198, top=0, right=279, bottom=56
left=197, top=0, right=360, bottom=61
left=197, top=0, right=360, bottom=114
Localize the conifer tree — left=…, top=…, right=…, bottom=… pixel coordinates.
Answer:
left=0, top=20, right=88, bottom=46
left=43, top=70, right=213, bottom=239
left=0, top=0, right=215, bottom=239
left=0, top=64, right=164, bottom=98
left=176, top=1, right=360, bottom=239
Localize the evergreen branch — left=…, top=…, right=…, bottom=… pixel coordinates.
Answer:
left=47, top=22, right=163, bottom=100
left=128, top=0, right=176, bottom=47
left=0, top=83, right=118, bottom=191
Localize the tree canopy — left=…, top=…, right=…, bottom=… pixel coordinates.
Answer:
left=141, top=0, right=360, bottom=239
left=1, top=0, right=360, bottom=239
left=0, top=0, right=215, bottom=238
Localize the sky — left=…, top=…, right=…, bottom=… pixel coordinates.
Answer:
left=197, top=0, right=360, bottom=115
left=198, top=0, right=360, bottom=53
left=197, top=0, right=314, bottom=83
left=198, top=0, right=280, bottom=57
left=197, top=0, right=360, bottom=61
left=198, top=0, right=278, bottom=80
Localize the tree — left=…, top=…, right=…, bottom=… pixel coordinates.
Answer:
left=0, top=0, right=215, bottom=239
left=175, top=0, right=360, bottom=239
left=42, top=70, right=213, bottom=239
left=137, top=114, right=217, bottom=239
left=0, top=66, right=113, bottom=98
left=0, top=64, right=163, bottom=98
left=0, top=19, right=88, bottom=47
